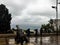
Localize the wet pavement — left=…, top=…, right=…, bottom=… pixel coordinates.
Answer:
left=9, top=36, right=60, bottom=45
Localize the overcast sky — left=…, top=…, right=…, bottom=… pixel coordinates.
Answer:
left=0, top=0, right=60, bottom=29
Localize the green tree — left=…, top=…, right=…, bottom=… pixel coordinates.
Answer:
left=40, top=24, right=47, bottom=33
left=0, top=4, right=12, bottom=33
left=40, top=19, right=55, bottom=33
left=49, top=19, right=55, bottom=32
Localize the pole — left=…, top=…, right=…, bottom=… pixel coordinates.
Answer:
left=56, top=0, right=58, bottom=45
left=56, top=0, right=58, bottom=19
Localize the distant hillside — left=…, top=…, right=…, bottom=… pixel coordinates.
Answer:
left=11, top=24, right=41, bottom=30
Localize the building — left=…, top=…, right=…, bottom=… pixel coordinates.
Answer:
left=52, top=19, right=60, bottom=31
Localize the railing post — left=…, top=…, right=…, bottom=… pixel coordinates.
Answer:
left=5, top=38, right=9, bottom=45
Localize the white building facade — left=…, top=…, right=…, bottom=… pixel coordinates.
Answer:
left=52, top=19, right=60, bottom=31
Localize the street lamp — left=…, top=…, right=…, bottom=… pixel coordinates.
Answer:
left=51, top=0, right=60, bottom=32
left=52, top=0, right=60, bottom=45
left=52, top=0, right=58, bottom=19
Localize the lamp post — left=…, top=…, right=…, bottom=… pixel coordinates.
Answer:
left=52, top=0, right=60, bottom=31
left=52, top=0, right=58, bottom=33
left=52, top=0, right=60, bottom=45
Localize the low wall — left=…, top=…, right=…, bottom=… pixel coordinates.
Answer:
left=0, top=34, right=16, bottom=45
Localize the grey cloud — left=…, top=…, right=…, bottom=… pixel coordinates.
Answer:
left=0, top=0, right=59, bottom=29
left=0, top=0, right=30, bottom=17
left=28, top=10, right=56, bottom=19
left=11, top=15, right=48, bottom=26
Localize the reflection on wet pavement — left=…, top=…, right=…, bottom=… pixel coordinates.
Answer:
left=9, top=36, right=60, bottom=45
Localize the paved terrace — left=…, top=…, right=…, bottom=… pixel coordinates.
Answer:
left=0, top=33, right=59, bottom=45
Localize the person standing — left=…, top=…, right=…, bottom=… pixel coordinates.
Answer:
left=15, top=25, right=21, bottom=44
left=34, top=29, right=38, bottom=43
left=26, top=28, right=30, bottom=42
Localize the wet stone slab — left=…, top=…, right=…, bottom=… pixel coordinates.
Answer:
left=1, top=36, right=60, bottom=45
